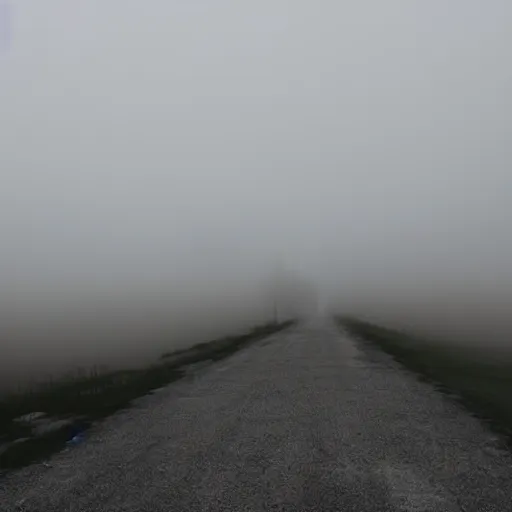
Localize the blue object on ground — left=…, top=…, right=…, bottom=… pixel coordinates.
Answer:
left=67, top=432, right=85, bottom=445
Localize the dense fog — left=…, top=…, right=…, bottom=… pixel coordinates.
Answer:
left=1, top=2, right=512, bottom=389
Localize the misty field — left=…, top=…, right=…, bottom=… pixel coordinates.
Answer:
left=338, top=316, right=512, bottom=442
left=0, top=320, right=294, bottom=473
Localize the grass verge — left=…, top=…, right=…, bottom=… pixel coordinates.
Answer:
left=0, top=319, right=295, bottom=473
left=337, top=316, right=512, bottom=442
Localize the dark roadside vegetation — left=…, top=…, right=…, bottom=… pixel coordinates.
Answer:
left=0, top=320, right=295, bottom=473
left=338, top=316, right=512, bottom=443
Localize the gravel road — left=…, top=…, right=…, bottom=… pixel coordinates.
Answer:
left=2, top=318, right=512, bottom=511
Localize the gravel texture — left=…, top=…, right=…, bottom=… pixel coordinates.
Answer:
left=1, top=318, right=512, bottom=511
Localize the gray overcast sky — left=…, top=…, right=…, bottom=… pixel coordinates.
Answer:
left=1, top=1, right=512, bottom=303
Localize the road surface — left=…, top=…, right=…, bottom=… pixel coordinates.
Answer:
left=2, top=318, right=512, bottom=511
